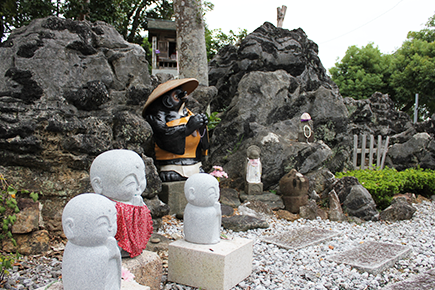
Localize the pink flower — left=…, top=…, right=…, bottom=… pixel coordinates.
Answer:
left=121, top=267, right=135, bottom=282
left=210, top=166, right=228, bottom=181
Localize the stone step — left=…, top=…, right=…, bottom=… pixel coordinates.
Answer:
left=327, top=241, right=412, bottom=275
left=262, top=226, right=340, bottom=250
left=383, top=269, right=435, bottom=290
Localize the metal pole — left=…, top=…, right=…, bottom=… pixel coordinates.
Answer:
left=414, top=93, right=419, bottom=123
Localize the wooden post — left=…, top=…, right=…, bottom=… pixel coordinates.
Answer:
left=353, top=135, right=358, bottom=169
left=277, top=5, right=287, bottom=28
left=380, top=136, right=390, bottom=170
left=376, top=135, right=382, bottom=168
left=369, top=135, right=374, bottom=169
left=361, top=135, right=367, bottom=170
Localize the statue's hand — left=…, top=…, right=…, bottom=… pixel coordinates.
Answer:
left=186, top=113, right=208, bottom=136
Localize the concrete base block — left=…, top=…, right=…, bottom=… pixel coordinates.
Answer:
left=168, top=238, right=253, bottom=290
left=158, top=181, right=186, bottom=217
left=122, top=250, right=163, bottom=290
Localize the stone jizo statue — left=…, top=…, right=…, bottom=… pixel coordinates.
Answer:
left=90, top=149, right=153, bottom=258
left=62, top=193, right=121, bottom=290
left=184, top=173, right=221, bottom=244
left=142, top=78, right=209, bottom=182
left=246, top=145, right=262, bottom=183
left=245, top=145, right=263, bottom=195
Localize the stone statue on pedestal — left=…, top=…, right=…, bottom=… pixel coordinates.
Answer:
left=142, top=78, right=209, bottom=182
left=245, top=145, right=263, bottom=195
left=183, top=173, right=221, bottom=244
left=90, top=149, right=153, bottom=258
left=62, top=193, right=121, bottom=290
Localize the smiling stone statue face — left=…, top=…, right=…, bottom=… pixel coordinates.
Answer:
left=90, top=149, right=147, bottom=206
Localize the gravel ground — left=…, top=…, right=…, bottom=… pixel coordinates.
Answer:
left=3, top=200, right=435, bottom=290
left=161, top=199, right=435, bottom=290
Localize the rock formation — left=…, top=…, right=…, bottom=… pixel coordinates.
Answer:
left=206, top=21, right=435, bottom=192
left=0, top=17, right=164, bottom=240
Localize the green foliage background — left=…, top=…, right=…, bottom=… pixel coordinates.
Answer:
left=336, top=167, right=435, bottom=210
left=330, top=14, right=435, bottom=120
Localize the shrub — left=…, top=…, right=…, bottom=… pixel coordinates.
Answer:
left=336, top=167, right=435, bottom=210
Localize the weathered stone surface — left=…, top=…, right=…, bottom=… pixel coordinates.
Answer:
left=219, top=187, right=241, bottom=208
left=275, top=209, right=299, bottom=221
left=3, top=230, right=50, bottom=255
left=145, top=233, right=170, bottom=253
left=343, top=185, right=379, bottom=221
left=221, top=204, right=234, bottom=216
left=299, top=200, right=327, bottom=220
left=380, top=198, right=417, bottom=221
left=387, top=132, right=435, bottom=170
left=12, top=198, right=40, bottom=234
left=122, top=250, right=163, bottom=290
left=328, top=190, right=346, bottom=222
left=279, top=169, right=309, bottom=196
left=237, top=200, right=273, bottom=219
left=327, top=241, right=412, bottom=275
left=222, top=215, right=269, bottom=232
left=262, top=226, right=339, bottom=250
left=240, top=192, right=284, bottom=210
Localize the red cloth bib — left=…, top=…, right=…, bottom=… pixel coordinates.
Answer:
left=114, top=202, right=153, bottom=258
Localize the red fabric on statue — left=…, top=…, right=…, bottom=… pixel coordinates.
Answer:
left=114, top=202, right=153, bottom=258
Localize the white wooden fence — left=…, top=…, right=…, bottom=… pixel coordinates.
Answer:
left=353, top=135, right=390, bottom=170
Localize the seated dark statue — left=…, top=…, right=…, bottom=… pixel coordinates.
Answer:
left=142, top=78, right=209, bottom=182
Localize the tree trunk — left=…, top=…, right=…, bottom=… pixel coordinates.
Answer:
left=174, top=0, right=208, bottom=86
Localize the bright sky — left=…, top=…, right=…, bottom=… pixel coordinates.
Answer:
left=205, top=0, right=435, bottom=71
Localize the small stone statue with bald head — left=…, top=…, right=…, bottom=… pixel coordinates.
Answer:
left=90, top=149, right=153, bottom=258
left=62, top=193, right=121, bottom=290
left=184, top=173, right=221, bottom=244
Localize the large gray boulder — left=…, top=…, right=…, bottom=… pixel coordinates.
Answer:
left=387, top=132, right=435, bottom=170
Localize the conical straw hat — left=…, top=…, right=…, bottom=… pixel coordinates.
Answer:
left=142, top=78, right=199, bottom=116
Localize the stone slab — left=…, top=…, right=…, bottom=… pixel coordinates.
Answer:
left=36, top=280, right=150, bottom=290
left=383, top=269, right=435, bottom=290
left=262, top=226, right=340, bottom=250
left=327, top=241, right=412, bottom=275
left=122, top=250, right=162, bottom=290
left=168, top=238, right=253, bottom=290
left=158, top=181, right=186, bottom=218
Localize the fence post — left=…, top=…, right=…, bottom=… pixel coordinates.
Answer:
left=353, top=135, right=358, bottom=169
left=360, top=135, right=367, bottom=170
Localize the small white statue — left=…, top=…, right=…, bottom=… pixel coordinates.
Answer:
left=184, top=173, right=221, bottom=244
left=246, top=145, right=262, bottom=183
left=62, top=193, right=121, bottom=290
left=90, top=149, right=153, bottom=258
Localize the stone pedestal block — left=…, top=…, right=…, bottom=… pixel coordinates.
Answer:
left=122, top=250, right=163, bottom=290
left=246, top=182, right=263, bottom=195
left=168, top=238, right=253, bottom=290
left=158, top=181, right=187, bottom=218
left=282, top=195, right=308, bottom=214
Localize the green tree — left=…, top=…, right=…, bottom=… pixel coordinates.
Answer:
left=329, top=43, right=392, bottom=100
left=0, top=0, right=57, bottom=41
left=205, top=27, right=248, bottom=61
left=389, top=15, right=435, bottom=118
